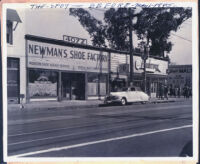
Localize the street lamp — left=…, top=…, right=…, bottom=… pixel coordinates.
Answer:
left=128, top=8, right=141, bottom=86
left=141, top=45, right=149, bottom=93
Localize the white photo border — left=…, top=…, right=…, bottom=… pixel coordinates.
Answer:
left=2, top=1, right=199, bottom=162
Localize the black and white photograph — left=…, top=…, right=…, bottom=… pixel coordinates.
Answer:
left=2, top=2, right=199, bottom=161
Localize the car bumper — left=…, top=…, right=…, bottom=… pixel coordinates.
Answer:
left=104, top=99, right=121, bottom=104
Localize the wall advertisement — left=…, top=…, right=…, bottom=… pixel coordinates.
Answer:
left=133, top=56, right=168, bottom=75
left=27, top=40, right=109, bottom=73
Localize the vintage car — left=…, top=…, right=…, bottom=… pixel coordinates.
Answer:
left=104, top=87, right=149, bottom=105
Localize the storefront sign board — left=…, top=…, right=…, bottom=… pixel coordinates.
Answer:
left=133, top=56, right=168, bottom=75
left=27, top=40, right=109, bottom=73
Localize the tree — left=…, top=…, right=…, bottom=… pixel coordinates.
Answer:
left=104, top=8, right=132, bottom=51
left=69, top=7, right=192, bottom=57
left=69, top=8, right=106, bottom=47
left=134, top=8, right=192, bottom=57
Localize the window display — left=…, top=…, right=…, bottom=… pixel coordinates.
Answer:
left=29, top=69, right=58, bottom=98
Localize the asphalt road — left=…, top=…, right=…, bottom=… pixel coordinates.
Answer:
left=7, top=100, right=193, bottom=157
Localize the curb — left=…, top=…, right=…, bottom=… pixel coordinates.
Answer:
left=8, top=99, right=186, bottom=112
left=8, top=104, right=100, bottom=112
left=150, top=100, right=176, bottom=103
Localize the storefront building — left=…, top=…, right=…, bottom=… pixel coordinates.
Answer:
left=8, top=35, right=110, bottom=103
left=167, top=64, right=192, bottom=95
left=7, top=35, right=169, bottom=103
left=110, top=53, right=169, bottom=98
left=6, top=9, right=169, bottom=104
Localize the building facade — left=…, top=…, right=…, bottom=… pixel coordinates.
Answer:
left=167, top=64, right=192, bottom=95
left=6, top=9, right=169, bottom=104
left=110, top=53, right=169, bottom=98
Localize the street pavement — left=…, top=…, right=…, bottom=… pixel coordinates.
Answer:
left=7, top=99, right=192, bottom=157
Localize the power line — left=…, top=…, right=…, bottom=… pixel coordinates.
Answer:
left=171, top=33, right=192, bottom=43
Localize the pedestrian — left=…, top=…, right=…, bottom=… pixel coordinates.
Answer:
left=178, top=87, right=181, bottom=98
left=183, top=86, right=187, bottom=98
left=175, top=87, right=178, bottom=98
left=158, top=83, right=162, bottom=99
left=164, top=85, right=168, bottom=100
left=159, top=83, right=164, bottom=99
left=189, top=87, right=192, bottom=97
left=186, top=86, right=189, bottom=99
left=169, top=87, right=173, bottom=97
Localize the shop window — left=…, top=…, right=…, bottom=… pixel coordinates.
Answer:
left=7, top=21, right=13, bottom=44
left=88, top=73, right=98, bottom=96
left=29, top=69, right=58, bottom=98
left=88, top=73, right=107, bottom=96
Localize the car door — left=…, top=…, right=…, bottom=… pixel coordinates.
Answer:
left=123, top=88, right=131, bottom=102
left=129, top=87, right=139, bottom=102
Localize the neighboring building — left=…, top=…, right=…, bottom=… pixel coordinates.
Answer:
left=110, top=53, right=168, bottom=98
left=6, top=8, right=169, bottom=104
left=167, top=64, right=192, bottom=95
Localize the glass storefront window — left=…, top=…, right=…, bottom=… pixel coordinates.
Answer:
left=88, top=73, right=107, bottom=96
left=29, top=69, right=58, bottom=98
left=100, top=74, right=107, bottom=95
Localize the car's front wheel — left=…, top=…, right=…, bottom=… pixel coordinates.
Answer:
left=121, top=98, right=127, bottom=106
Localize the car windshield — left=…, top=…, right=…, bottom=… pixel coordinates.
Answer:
left=112, top=87, right=142, bottom=92
left=122, top=87, right=128, bottom=91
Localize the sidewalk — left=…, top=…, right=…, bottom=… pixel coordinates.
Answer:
left=7, top=97, right=189, bottom=112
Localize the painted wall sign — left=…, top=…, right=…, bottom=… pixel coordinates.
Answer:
left=27, top=40, right=108, bottom=73
left=119, top=64, right=129, bottom=74
left=133, top=56, right=168, bottom=75
left=63, top=35, right=87, bottom=45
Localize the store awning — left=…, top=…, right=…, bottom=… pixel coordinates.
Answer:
left=7, top=9, right=22, bottom=23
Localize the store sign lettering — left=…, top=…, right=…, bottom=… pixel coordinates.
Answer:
left=63, top=35, right=87, bottom=45
left=27, top=41, right=108, bottom=73
left=28, top=44, right=108, bottom=62
left=135, top=60, right=160, bottom=72
left=143, top=62, right=161, bottom=72
left=29, top=44, right=68, bottom=58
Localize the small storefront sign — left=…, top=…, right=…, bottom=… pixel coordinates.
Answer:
left=63, top=35, right=87, bottom=45
left=119, top=64, right=129, bottom=74
left=27, top=40, right=108, bottom=73
left=134, top=56, right=168, bottom=75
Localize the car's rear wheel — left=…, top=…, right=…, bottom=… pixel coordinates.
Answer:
left=141, top=101, right=147, bottom=104
left=121, top=98, right=127, bottom=106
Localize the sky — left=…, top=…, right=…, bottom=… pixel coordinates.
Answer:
left=14, top=7, right=192, bottom=65
left=89, top=8, right=192, bottom=65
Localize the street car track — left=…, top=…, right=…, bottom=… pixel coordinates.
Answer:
left=7, top=101, right=192, bottom=156
left=8, top=104, right=192, bottom=126
left=8, top=104, right=192, bottom=136
left=8, top=112, right=192, bottom=155
left=9, top=109, right=192, bottom=144
left=10, top=124, right=192, bottom=158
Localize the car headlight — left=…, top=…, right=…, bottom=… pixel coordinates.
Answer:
left=105, top=95, right=120, bottom=100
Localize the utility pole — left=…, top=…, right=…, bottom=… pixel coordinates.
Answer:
left=129, top=8, right=134, bottom=86
left=141, top=45, right=149, bottom=93
left=128, top=8, right=140, bottom=86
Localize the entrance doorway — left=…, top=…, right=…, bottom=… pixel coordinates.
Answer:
left=7, top=58, right=20, bottom=104
left=61, top=72, right=85, bottom=100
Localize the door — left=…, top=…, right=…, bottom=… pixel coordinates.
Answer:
left=62, top=72, right=85, bottom=100
left=62, top=80, right=71, bottom=100
left=7, top=58, right=20, bottom=104
left=129, top=87, right=140, bottom=102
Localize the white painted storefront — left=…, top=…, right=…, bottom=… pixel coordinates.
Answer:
left=6, top=8, right=168, bottom=104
